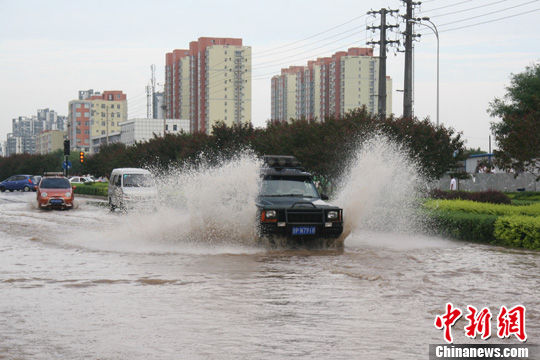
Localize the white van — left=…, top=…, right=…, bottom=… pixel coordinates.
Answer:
left=108, top=168, right=158, bottom=211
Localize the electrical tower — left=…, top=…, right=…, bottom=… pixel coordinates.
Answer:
left=402, top=0, right=421, bottom=118
left=367, top=8, right=399, bottom=119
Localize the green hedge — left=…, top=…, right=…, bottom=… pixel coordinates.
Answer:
left=429, top=210, right=498, bottom=243
left=506, top=191, right=540, bottom=201
left=73, top=182, right=108, bottom=197
left=494, top=215, right=540, bottom=250
left=424, top=199, right=540, bottom=216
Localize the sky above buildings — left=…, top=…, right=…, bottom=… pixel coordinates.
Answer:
left=1, top=0, right=538, bottom=150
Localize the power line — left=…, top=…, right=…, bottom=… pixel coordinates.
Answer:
left=435, top=0, right=539, bottom=27
left=419, top=0, right=473, bottom=13
left=427, top=0, right=510, bottom=18
left=252, top=24, right=365, bottom=60
left=418, top=3, right=539, bottom=35
left=254, top=14, right=367, bottom=56
left=430, top=7, right=540, bottom=33
left=252, top=29, right=368, bottom=70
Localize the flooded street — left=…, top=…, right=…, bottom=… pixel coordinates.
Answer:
left=0, top=192, right=538, bottom=359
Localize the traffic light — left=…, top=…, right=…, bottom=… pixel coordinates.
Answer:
left=79, top=151, right=85, bottom=163
left=63, top=140, right=70, bottom=155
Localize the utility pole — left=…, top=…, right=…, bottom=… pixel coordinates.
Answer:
left=402, top=0, right=421, bottom=118
left=151, top=64, right=156, bottom=119
left=146, top=85, right=152, bottom=119
left=106, top=105, right=109, bottom=146
left=367, top=8, right=399, bottom=119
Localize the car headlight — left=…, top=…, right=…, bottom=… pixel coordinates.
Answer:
left=327, top=211, right=338, bottom=220
left=41, top=192, right=48, bottom=198
left=265, top=210, right=277, bottom=219
left=65, top=192, right=72, bottom=198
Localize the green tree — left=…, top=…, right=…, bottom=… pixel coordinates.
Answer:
left=489, top=63, right=540, bottom=179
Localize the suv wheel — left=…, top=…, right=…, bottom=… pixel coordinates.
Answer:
left=23, top=186, right=30, bottom=192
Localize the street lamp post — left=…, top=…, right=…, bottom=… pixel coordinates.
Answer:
left=415, top=17, right=439, bottom=127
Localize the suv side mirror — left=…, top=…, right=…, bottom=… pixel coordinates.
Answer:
left=320, top=194, right=329, bottom=200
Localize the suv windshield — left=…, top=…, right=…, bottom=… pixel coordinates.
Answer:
left=40, top=178, right=71, bottom=189
left=123, top=174, right=154, bottom=187
left=260, top=176, right=319, bottom=198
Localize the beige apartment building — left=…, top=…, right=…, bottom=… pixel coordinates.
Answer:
left=89, top=91, right=127, bottom=143
left=166, top=37, right=252, bottom=134
left=271, top=47, right=392, bottom=122
left=35, top=130, right=64, bottom=154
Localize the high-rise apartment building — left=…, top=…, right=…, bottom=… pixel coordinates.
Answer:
left=271, top=48, right=392, bottom=122
left=68, top=99, right=91, bottom=152
left=68, top=90, right=127, bottom=153
left=165, top=37, right=251, bottom=134
left=37, top=108, right=66, bottom=131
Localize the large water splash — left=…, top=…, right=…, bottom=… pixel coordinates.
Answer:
left=154, top=152, right=262, bottom=245
left=336, top=135, right=425, bottom=239
left=64, top=137, right=425, bottom=252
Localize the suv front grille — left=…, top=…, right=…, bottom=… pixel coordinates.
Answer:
left=286, top=211, right=323, bottom=224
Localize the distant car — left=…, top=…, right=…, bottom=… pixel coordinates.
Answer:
left=108, top=168, right=158, bottom=211
left=36, top=175, right=74, bottom=209
left=0, top=174, right=37, bottom=192
left=69, top=176, right=93, bottom=184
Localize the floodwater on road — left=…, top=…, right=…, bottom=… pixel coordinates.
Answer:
left=0, top=192, right=538, bottom=359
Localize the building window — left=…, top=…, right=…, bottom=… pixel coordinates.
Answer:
left=101, top=121, right=105, bottom=126
left=76, top=104, right=81, bottom=109
left=117, top=104, right=120, bottom=109
left=76, top=112, right=81, bottom=117
left=117, top=112, right=120, bottom=117
left=101, top=130, right=105, bottom=135
left=165, top=125, right=169, bottom=130
left=101, top=112, right=105, bottom=117
left=173, top=124, right=177, bottom=131
left=111, top=113, right=115, bottom=118
left=101, top=104, right=105, bottom=108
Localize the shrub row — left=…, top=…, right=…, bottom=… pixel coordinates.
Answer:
left=494, top=215, right=540, bottom=250
left=429, top=211, right=498, bottom=243
left=505, top=191, right=540, bottom=201
left=424, top=199, right=540, bottom=217
left=429, top=189, right=511, bottom=204
left=73, top=182, right=108, bottom=197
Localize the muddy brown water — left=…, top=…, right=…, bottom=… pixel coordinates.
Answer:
left=0, top=192, right=538, bottom=359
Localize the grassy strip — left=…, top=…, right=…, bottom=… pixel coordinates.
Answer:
left=494, top=215, right=540, bottom=250
left=73, top=182, right=108, bottom=197
left=428, top=210, right=498, bottom=244
left=424, top=199, right=540, bottom=217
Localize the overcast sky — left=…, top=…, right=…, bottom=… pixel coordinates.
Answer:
left=1, top=0, right=539, bottom=151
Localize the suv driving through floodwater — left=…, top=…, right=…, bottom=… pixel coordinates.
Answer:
left=257, top=156, right=343, bottom=244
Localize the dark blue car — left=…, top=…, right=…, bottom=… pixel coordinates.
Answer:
left=0, top=175, right=38, bottom=192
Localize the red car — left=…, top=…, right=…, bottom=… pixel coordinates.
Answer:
left=36, top=175, right=74, bottom=209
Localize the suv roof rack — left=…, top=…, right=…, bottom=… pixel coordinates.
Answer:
left=263, top=155, right=302, bottom=169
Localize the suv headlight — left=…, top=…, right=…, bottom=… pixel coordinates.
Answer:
left=41, top=192, right=48, bottom=198
left=265, top=210, right=277, bottom=219
left=327, top=211, right=338, bottom=220
left=65, top=192, right=72, bottom=198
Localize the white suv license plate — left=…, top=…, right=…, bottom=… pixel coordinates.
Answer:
left=292, top=226, right=316, bottom=235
